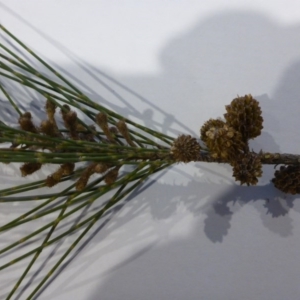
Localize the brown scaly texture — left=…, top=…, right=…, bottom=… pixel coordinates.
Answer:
left=45, top=98, right=56, bottom=121
left=205, top=123, right=246, bottom=160
left=40, top=120, right=60, bottom=137
left=61, top=106, right=79, bottom=140
left=45, top=163, right=75, bottom=187
left=94, top=163, right=110, bottom=174
left=116, top=120, right=136, bottom=147
left=224, top=94, right=263, bottom=142
left=18, top=112, right=38, bottom=133
left=42, top=98, right=61, bottom=137
left=78, top=125, right=96, bottom=142
left=20, top=162, right=42, bottom=177
left=75, top=163, right=97, bottom=191
left=95, top=112, right=115, bottom=142
left=200, top=118, right=225, bottom=143
left=231, top=152, right=263, bottom=186
left=170, top=135, right=201, bottom=163
left=104, top=166, right=120, bottom=184
left=272, top=165, right=300, bottom=195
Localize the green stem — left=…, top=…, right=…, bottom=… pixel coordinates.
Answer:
left=0, top=163, right=170, bottom=268
left=0, top=81, right=22, bottom=115
left=26, top=163, right=160, bottom=299
left=0, top=173, right=107, bottom=231
left=0, top=25, right=174, bottom=145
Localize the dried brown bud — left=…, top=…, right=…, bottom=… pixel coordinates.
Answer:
left=45, top=98, right=56, bottom=121
left=61, top=107, right=79, bottom=139
left=95, top=112, right=108, bottom=126
left=24, top=112, right=32, bottom=118
left=116, top=120, right=136, bottom=147
left=20, top=162, right=42, bottom=177
left=61, top=105, right=71, bottom=113
left=61, top=163, right=75, bottom=175
left=272, top=165, right=300, bottom=195
left=51, top=168, right=64, bottom=182
left=204, top=123, right=246, bottom=160
left=231, top=152, right=262, bottom=186
left=19, top=112, right=38, bottom=133
left=75, top=163, right=97, bottom=191
left=47, top=173, right=63, bottom=187
left=200, top=119, right=225, bottom=143
left=95, top=112, right=115, bottom=142
left=45, top=176, right=58, bottom=187
left=64, top=111, right=77, bottom=126
left=45, top=163, right=74, bottom=187
left=171, top=135, right=201, bottom=163
left=77, top=125, right=97, bottom=141
left=94, top=163, right=110, bottom=174
left=109, top=126, right=118, bottom=135
left=40, top=120, right=59, bottom=137
left=224, top=94, right=263, bottom=141
left=104, top=166, right=119, bottom=184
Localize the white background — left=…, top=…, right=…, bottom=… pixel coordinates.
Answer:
left=1, top=1, right=300, bottom=299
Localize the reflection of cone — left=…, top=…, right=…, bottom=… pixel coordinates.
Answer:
left=272, top=165, right=300, bottom=194
left=231, top=152, right=262, bottom=186
left=224, top=94, right=263, bottom=141
left=170, top=135, right=201, bottom=163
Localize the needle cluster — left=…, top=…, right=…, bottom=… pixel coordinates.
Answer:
left=1, top=24, right=300, bottom=300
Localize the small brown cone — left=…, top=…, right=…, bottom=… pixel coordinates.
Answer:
left=104, top=166, right=120, bottom=185
left=18, top=112, right=38, bottom=133
left=94, top=163, right=110, bottom=174
left=205, top=123, right=246, bottom=160
left=61, top=163, right=75, bottom=175
left=45, top=98, right=57, bottom=121
left=272, top=165, right=300, bottom=194
left=224, top=94, right=263, bottom=141
left=200, top=118, right=225, bottom=143
left=170, top=135, right=201, bottom=163
left=45, top=163, right=75, bottom=187
left=20, top=162, right=42, bottom=177
left=40, top=120, right=60, bottom=137
left=95, top=112, right=115, bottom=142
left=231, top=152, right=263, bottom=186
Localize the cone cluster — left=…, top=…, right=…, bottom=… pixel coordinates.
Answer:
left=224, top=94, right=263, bottom=142
left=14, top=100, right=142, bottom=190
left=200, top=94, right=264, bottom=186
left=272, top=165, right=300, bottom=195
left=203, top=121, right=245, bottom=160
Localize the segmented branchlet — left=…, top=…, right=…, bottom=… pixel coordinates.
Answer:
left=1, top=24, right=300, bottom=300
left=15, top=105, right=156, bottom=190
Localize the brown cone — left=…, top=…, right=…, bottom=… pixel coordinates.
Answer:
left=231, top=152, right=263, bottom=186
left=272, top=165, right=300, bottom=194
left=171, top=135, right=201, bottom=163
left=200, top=118, right=225, bottom=143
left=204, top=123, right=246, bottom=160
left=224, top=94, right=263, bottom=141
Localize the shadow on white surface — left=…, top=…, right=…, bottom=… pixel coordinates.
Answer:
left=1, top=8, right=300, bottom=300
